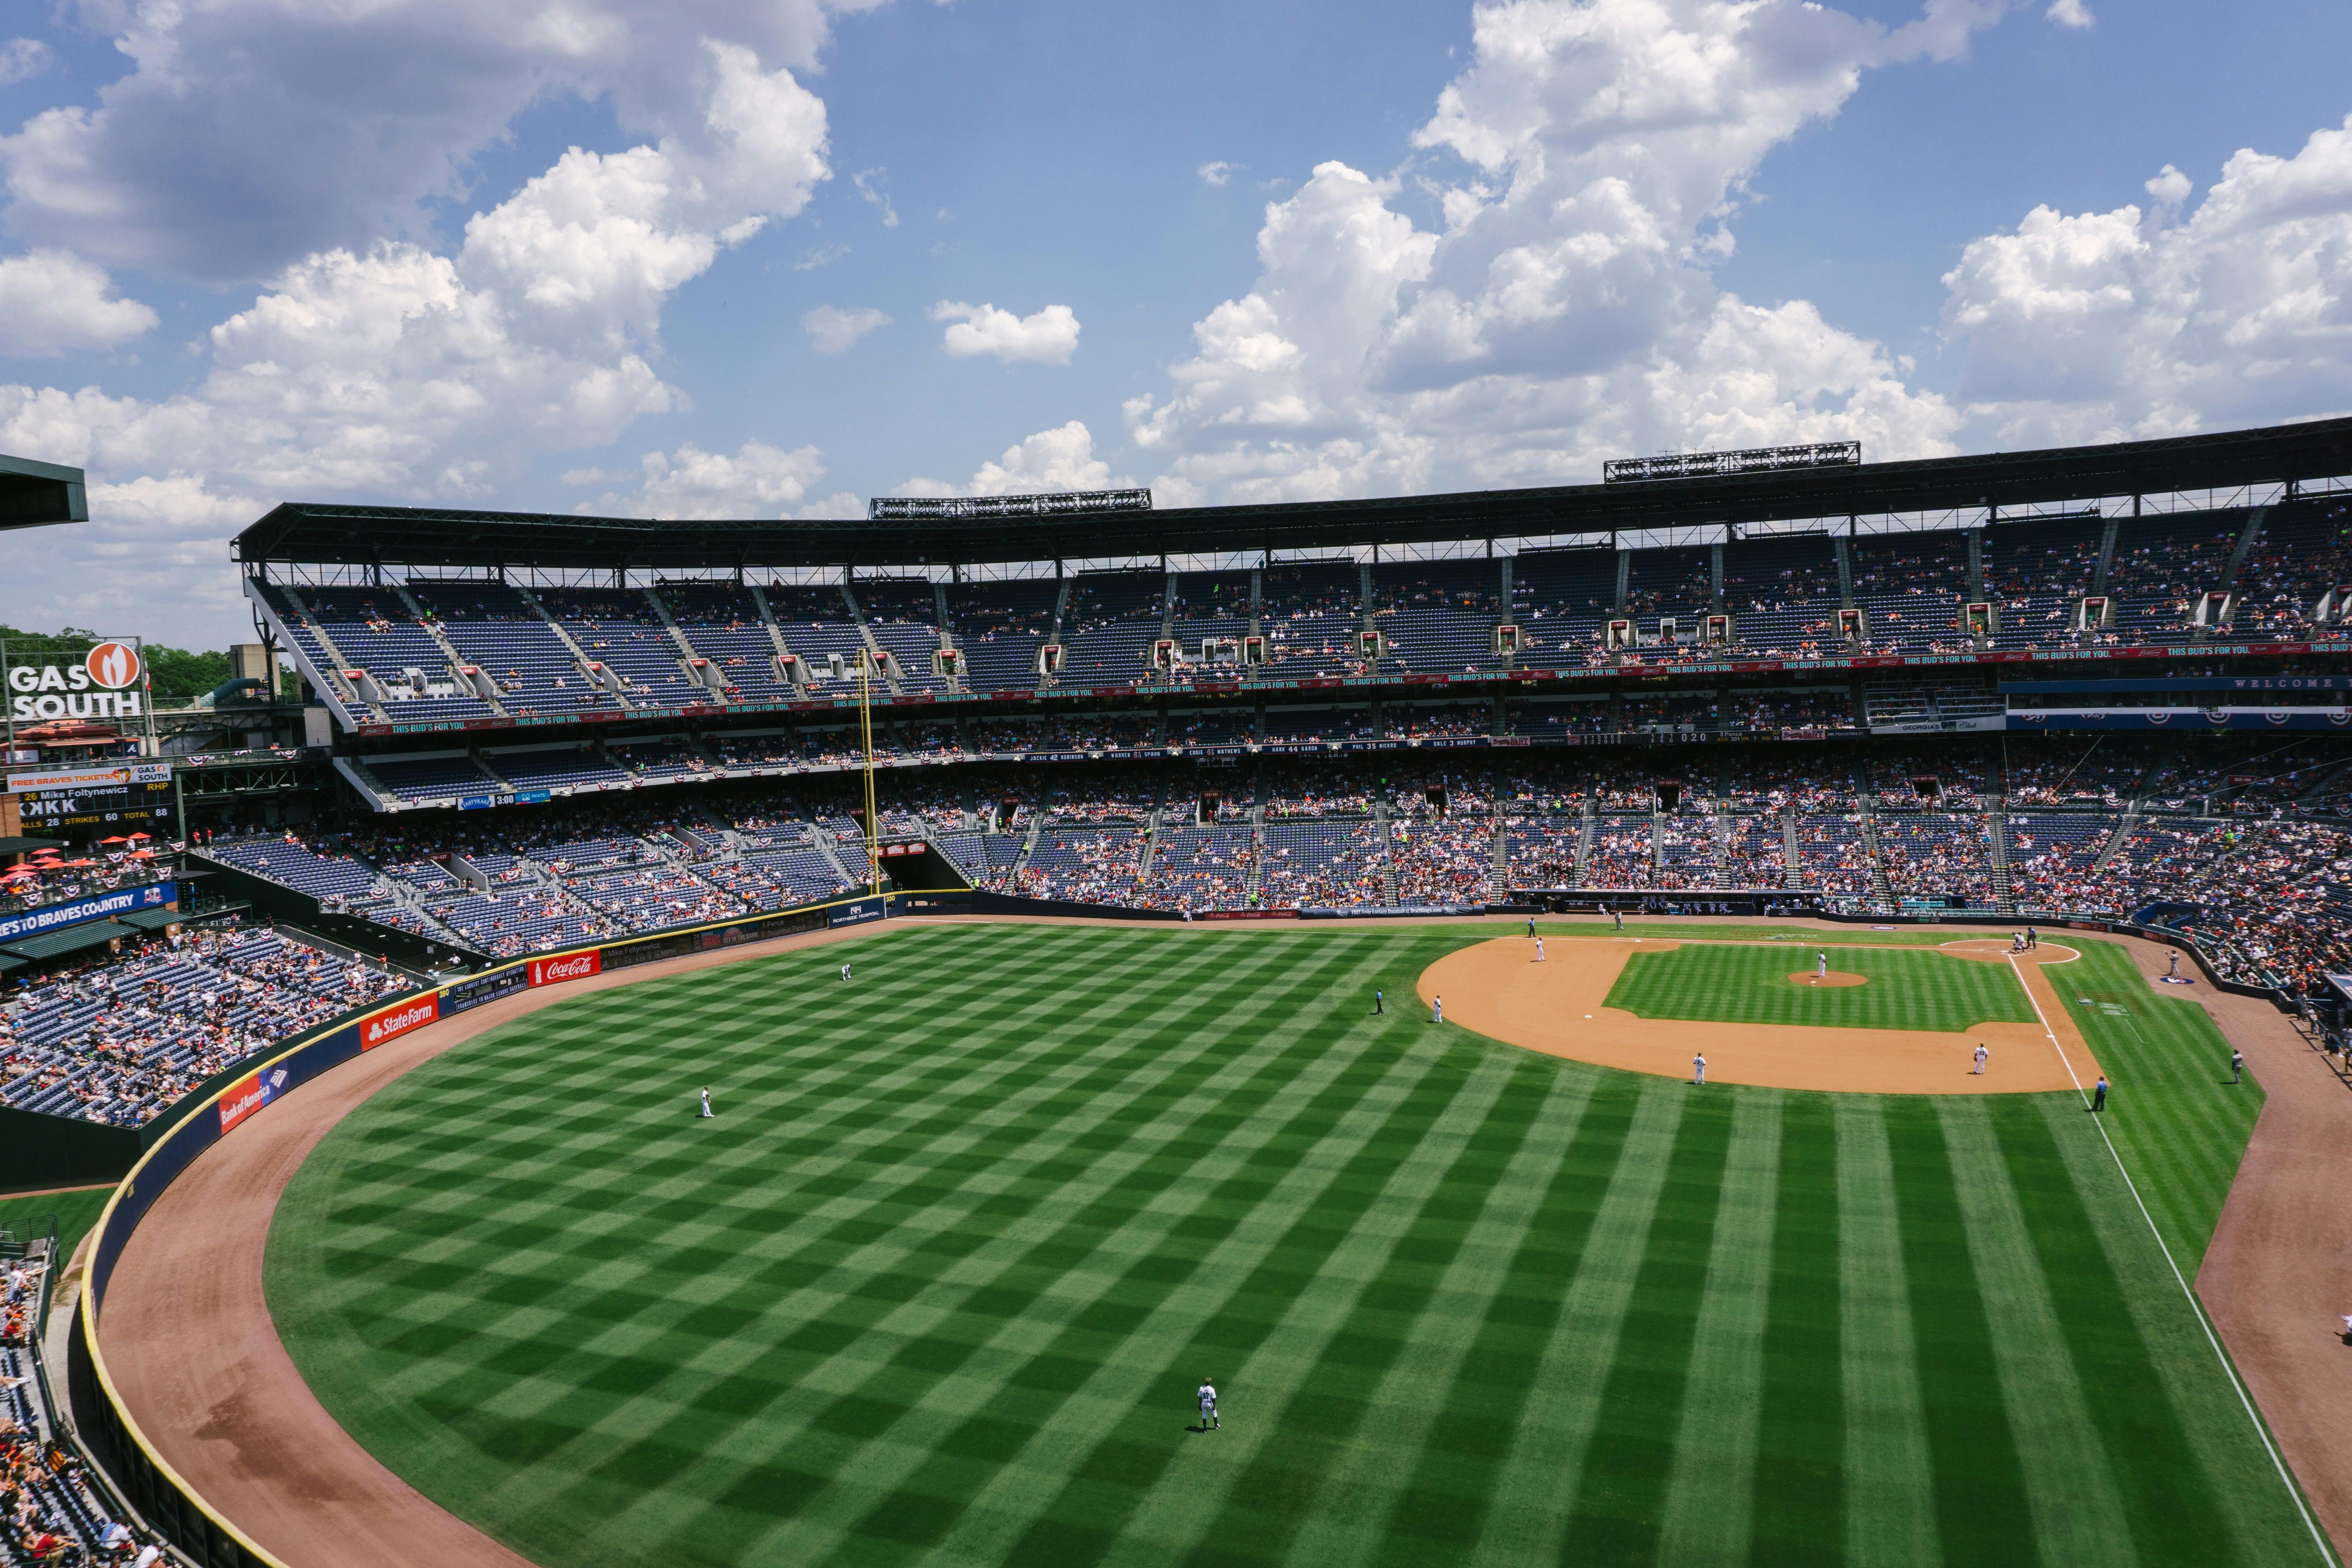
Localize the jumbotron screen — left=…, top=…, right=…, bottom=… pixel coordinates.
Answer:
left=7, top=760, right=174, bottom=831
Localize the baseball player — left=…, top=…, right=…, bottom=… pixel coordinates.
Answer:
left=1693, top=1053, right=1706, bottom=1085
left=2230, top=1049, right=2243, bottom=1085
left=1973, top=1043, right=1988, bottom=1076
left=1816, top=950, right=1827, bottom=980
left=840, top=961, right=852, bottom=982
left=1198, top=1378, right=1219, bottom=1430
left=1535, top=937, right=1545, bottom=963
left=699, top=1087, right=713, bottom=1118
left=1432, top=994, right=1443, bottom=1025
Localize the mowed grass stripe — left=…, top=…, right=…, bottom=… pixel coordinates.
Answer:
left=1939, top=1102, right=2134, bottom=1566
left=1751, top=1094, right=1844, bottom=1568
left=1554, top=1089, right=1736, bottom=1563
left=1836, top=1101, right=1939, bottom=1568
left=418, top=933, right=1388, bottom=1553
left=673, top=940, right=1439, bottom=1561
left=1276, top=1068, right=1600, bottom=1568
left=1465, top=1085, right=1689, bottom=1567
left=1885, top=1100, right=2040, bottom=1566
left=1164, top=1053, right=1562, bottom=1568
left=1991, top=1105, right=2244, bottom=1566
left=1606, top=943, right=2035, bottom=1031
left=806, top=1005, right=1501, bottom=1568
left=645, top=934, right=1418, bottom=1563
left=2049, top=940, right=2260, bottom=1265
left=1656, top=1092, right=1782, bottom=1565
left=1363, top=1079, right=1639, bottom=1568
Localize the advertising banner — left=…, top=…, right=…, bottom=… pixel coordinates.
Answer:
left=444, top=966, right=529, bottom=1015
left=828, top=897, right=887, bottom=927
left=0, top=882, right=170, bottom=944
left=4, top=641, right=147, bottom=722
left=217, top=1063, right=289, bottom=1134
left=528, top=949, right=602, bottom=987
left=359, top=993, right=440, bottom=1049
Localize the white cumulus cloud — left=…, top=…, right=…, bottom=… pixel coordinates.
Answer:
left=898, top=420, right=1128, bottom=497
left=1940, top=116, right=2352, bottom=445
left=2045, top=0, right=2094, bottom=28
left=1198, top=161, right=1240, bottom=187
left=0, top=38, right=53, bottom=87
left=930, top=300, right=1082, bottom=365
left=580, top=438, right=851, bottom=517
left=0, top=250, right=158, bottom=356
left=1125, top=0, right=1985, bottom=503
left=802, top=305, right=893, bottom=353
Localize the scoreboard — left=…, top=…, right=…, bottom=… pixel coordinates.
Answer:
left=5, top=761, right=174, bottom=832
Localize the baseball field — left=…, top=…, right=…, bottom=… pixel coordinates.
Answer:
left=259, top=921, right=2327, bottom=1566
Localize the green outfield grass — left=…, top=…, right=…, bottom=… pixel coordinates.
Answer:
left=1603, top=941, right=2039, bottom=1033
left=264, top=923, right=2321, bottom=1568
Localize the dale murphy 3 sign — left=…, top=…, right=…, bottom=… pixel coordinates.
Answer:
left=0, top=881, right=171, bottom=943
left=5, top=640, right=148, bottom=721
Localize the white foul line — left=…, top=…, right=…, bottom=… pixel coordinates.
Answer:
left=2007, top=952, right=2340, bottom=1568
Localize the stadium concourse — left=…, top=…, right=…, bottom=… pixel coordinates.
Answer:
left=11, top=420, right=2352, bottom=1566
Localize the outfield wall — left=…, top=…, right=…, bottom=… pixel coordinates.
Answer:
left=65, top=887, right=893, bottom=1568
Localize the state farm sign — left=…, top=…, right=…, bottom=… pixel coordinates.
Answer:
left=7, top=641, right=147, bottom=722
left=528, top=949, right=601, bottom=987
left=361, top=993, right=440, bottom=1050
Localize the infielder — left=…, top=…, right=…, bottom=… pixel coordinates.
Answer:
left=2230, top=1049, right=2244, bottom=1085
left=1432, top=994, right=1443, bottom=1025
left=1973, top=1043, right=1988, bottom=1075
left=1535, top=937, right=1545, bottom=962
left=1198, top=1379, right=1219, bottom=1430
left=1693, top=1053, right=1706, bottom=1085
left=699, top=1087, right=714, bottom=1118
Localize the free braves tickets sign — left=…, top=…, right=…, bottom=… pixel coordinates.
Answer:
left=218, top=1064, right=290, bottom=1134
left=361, top=993, right=441, bottom=1050
left=528, top=949, right=601, bottom=988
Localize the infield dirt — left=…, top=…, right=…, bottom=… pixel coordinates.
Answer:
left=1418, top=935, right=2105, bottom=1094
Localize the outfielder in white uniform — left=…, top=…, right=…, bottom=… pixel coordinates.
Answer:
left=1198, top=1380, right=1219, bottom=1430
left=841, top=962, right=852, bottom=982
left=1973, top=1044, right=1988, bottom=1076
left=699, top=1088, right=713, bottom=1118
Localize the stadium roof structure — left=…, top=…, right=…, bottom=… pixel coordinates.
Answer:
left=235, top=416, right=2352, bottom=573
left=0, top=452, right=88, bottom=532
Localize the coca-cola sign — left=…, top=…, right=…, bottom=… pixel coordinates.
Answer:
left=529, top=949, right=602, bottom=987
left=361, top=994, right=440, bottom=1050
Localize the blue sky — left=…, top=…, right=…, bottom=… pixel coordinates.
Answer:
left=2, top=0, right=2350, bottom=646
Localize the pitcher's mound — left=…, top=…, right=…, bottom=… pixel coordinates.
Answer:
left=1789, top=971, right=1867, bottom=987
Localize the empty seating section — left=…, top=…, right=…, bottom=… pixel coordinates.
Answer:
left=1623, top=546, right=1711, bottom=622
left=1875, top=813, right=1995, bottom=904
left=1372, top=558, right=1501, bottom=675
left=1511, top=548, right=1617, bottom=665
left=1170, top=569, right=1252, bottom=672
left=295, top=584, right=500, bottom=719
left=1720, top=535, right=1841, bottom=656
left=762, top=583, right=874, bottom=695
left=536, top=588, right=705, bottom=707
left=613, top=739, right=718, bottom=781
left=491, top=747, right=633, bottom=793
left=1984, top=517, right=2103, bottom=651
left=1258, top=818, right=1383, bottom=906
left=1260, top=561, right=1361, bottom=679
left=367, top=754, right=497, bottom=806
left=853, top=578, right=951, bottom=694
left=0, top=922, right=405, bottom=1125
left=1849, top=532, right=1968, bottom=654
left=659, top=581, right=796, bottom=702
left=1057, top=571, right=1164, bottom=686
left=949, top=577, right=1057, bottom=693
left=2103, top=510, right=2246, bottom=642
left=413, top=581, right=620, bottom=715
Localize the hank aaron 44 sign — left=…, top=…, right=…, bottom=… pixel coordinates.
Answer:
left=5, top=640, right=148, bottom=722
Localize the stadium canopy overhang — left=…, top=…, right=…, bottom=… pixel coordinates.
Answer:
left=233, top=415, right=2352, bottom=573
left=0, top=452, right=89, bottom=532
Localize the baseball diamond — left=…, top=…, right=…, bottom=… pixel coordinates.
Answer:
left=208, top=920, right=2317, bottom=1567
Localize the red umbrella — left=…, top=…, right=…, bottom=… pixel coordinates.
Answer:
left=128, top=849, right=156, bottom=860
left=99, top=835, right=131, bottom=844
left=0, top=867, right=35, bottom=881
left=66, top=858, right=98, bottom=867
left=126, top=832, right=152, bottom=841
